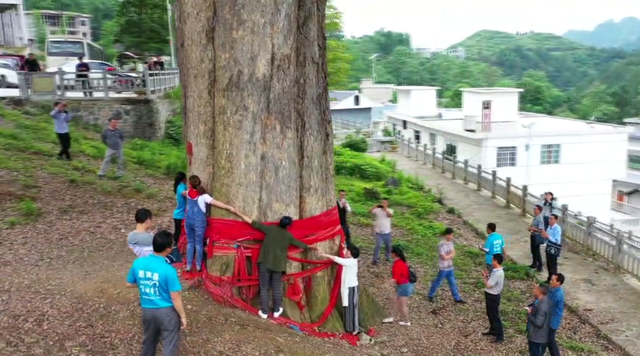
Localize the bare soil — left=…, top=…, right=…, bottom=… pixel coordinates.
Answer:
left=0, top=171, right=626, bottom=356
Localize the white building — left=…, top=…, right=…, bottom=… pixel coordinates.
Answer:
left=0, top=0, right=28, bottom=48
left=360, top=79, right=394, bottom=104
left=414, top=47, right=466, bottom=60
left=611, top=119, right=640, bottom=219
left=386, top=86, right=633, bottom=220
left=25, top=10, right=92, bottom=45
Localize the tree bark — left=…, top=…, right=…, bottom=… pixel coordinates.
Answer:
left=176, top=0, right=344, bottom=330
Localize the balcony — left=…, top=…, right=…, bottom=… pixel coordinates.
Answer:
left=611, top=199, right=640, bottom=216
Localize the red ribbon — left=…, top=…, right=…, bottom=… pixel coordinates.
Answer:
left=176, top=207, right=373, bottom=345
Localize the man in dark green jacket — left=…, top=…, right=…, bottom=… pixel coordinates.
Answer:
left=234, top=209, right=317, bottom=319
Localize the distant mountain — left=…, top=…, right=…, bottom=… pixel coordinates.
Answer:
left=448, top=30, right=628, bottom=89
left=563, top=17, right=640, bottom=50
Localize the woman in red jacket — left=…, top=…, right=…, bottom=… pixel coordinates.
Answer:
left=383, top=245, right=414, bottom=326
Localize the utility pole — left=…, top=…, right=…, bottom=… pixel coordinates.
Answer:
left=166, top=0, right=177, bottom=67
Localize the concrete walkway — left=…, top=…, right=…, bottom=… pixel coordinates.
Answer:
left=370, top=152, right=640, bottom=355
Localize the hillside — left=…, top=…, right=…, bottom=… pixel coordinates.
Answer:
left=448, top=30, right=627, bottom=89
left=0, top=101, right=627, bottom=355
left=563, top=17, right=640, bottom=50
left=449, top=30, right=592, bottom=58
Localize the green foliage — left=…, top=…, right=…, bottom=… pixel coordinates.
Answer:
left=33, top=10, right=48, bottom=52
left=334, top=147, right=393, bottom=181
left=326, top=2, right=352, bottom=89
left=163, top=115, right=183, bottom=145
left=340, top=134, right=368, bottom=153
left=116, top=0, right=170, bottom=54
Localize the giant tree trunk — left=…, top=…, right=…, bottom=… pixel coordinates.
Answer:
left=176, top=0, right=347, bottom=330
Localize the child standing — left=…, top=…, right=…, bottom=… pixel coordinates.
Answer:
left=427, top=227, right=466, bottom=304
left=184, top=175, right=234, bottom=273
left=128, top=208, right=154, bottom=257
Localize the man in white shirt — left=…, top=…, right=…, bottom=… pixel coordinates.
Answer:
left=369, top=198, right=394, bottom=265
left=320, top=244, right=360, bottom=335
left=482, top=253, right=505, bottom=344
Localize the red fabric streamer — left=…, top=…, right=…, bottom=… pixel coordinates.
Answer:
left=175, top=206, right=375, bottom=345
left=186, top=142, right=193, bottom=167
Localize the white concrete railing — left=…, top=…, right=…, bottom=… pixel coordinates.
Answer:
left=397, top=137, right=640, bottom=278
left=611, top=200, right=640, bottom=217
left=16, top=68, right=180, bottom=99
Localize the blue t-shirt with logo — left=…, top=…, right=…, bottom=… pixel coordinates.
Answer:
left=126, top=254, right=182, bottom=308
left=173, top=183, right=187, bottom=219
left=484, top=232, right=505, bottom=264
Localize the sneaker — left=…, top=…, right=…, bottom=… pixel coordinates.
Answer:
left=536, top=268, right=543, bottom=273
left=481, top=331, right=494, bottom=337
left=258, top=310, right=268, bottom=319
left=454, top=299, right=467, bottom=304
left=492, top=338, right=504, bottom=344
left=399, top=321, right=411, bottom=326
left=528, top=263, right=536, bottom=269
left=382, top=317, right=394, bottom=323
left=428, top=296, right=435, bottom=303
left=97, top=174, right=105, bottom=179
left=273, top=307, right=284, bottom=318
left=372, top=261, right=379, bottom=266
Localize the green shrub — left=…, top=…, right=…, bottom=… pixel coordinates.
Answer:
left=340, top=135, right=368, bottom=153
left=164, top=115, right=184, bottom=145
left=334, top=147, right=393, bottom=180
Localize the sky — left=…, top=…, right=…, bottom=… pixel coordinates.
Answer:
left=333, top=0, right=640, bottom=48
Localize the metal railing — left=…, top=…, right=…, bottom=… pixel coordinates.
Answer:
left=397, top=137, right=640, bottom=278
left=16, top=68, right=180, bottom=99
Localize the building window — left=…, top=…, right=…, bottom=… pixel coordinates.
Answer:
left=413, top=130, right=421, bottom=145
left=429, top=133, right=437, bottom=147
left=540, top=144, right=561, bottom=165
left=445, top=142, right=457, bottom=160
left=392, top=123, right=397, bottom=137
left=616, top=190, right=629, bottom=203
left=402, top=120, right=407, bottom=130
left=496, top=146, right=517, bottom=167
left=80, top=20, right=87, bottom=27
left=82, top=32, right=87, bottom=38
left=629, top=155, right=640, bottom=171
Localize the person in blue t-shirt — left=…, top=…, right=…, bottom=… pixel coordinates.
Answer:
left=172, top=172, right=188, bottom=246
left=126, top=230, right=186, bottom=356
left=479, top=223, right=506, bottom=272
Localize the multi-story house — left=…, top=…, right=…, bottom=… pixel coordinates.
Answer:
left=25, top=10, right=92, bottom=44
left=386, top=86, right=632, bottom=221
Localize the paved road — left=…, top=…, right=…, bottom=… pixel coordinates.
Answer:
left=0, top=88, right=138, bottom=98
left=370, top=151, right=640, bottom=356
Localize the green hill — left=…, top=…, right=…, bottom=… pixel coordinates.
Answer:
left=450, top=30, right=592, bottom=58
left=563, top=17, right=640, bottom=50
left=448, top=30, right=627, bottom=89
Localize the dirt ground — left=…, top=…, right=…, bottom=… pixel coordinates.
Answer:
left=0, top=171, right=627, bottom=356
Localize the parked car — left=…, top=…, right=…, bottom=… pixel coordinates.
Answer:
left=0, top=66, right=18, bottom=88
left=0, top=53, right=25, bottom=71
left=45, top=60, right=140, bottom=90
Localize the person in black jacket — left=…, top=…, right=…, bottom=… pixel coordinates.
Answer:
left=22, top=53, right=41, bottom=89
left=75, top=57, right=92, bottom=97
left=23, top=53, right=41, bottom=72
left=337, top=190, right=352, bottom=246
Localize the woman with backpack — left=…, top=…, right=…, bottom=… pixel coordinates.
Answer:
left=184, top=175, right=235, bottom=273
left=383, top=245, right=416, bottom=326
